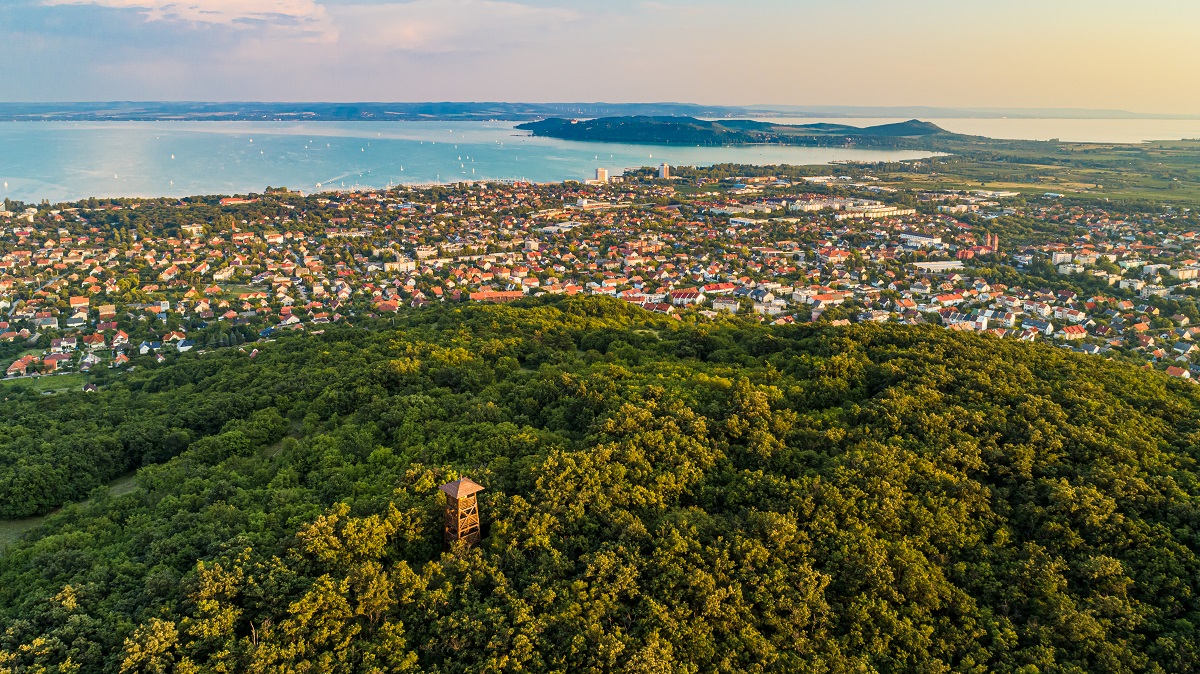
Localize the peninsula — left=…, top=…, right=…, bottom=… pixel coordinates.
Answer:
left=516, top=115, right=954, bottom=147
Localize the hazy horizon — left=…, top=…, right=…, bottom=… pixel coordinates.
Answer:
left=1, top=102, right=1199, bottom=120
left=3, top=0, right=1199, bottom=114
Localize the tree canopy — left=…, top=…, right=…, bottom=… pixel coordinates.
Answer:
left=2, top=297, right=1200, bottom=673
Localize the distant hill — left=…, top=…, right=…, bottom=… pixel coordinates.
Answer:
left=0, top=102, right=756, bottom=123
left=516, top=115, right=955, bottom=147
left=1, top=102, right=1187, bottom=123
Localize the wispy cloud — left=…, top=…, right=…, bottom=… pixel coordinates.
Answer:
left=42, top=0, right=329, bottom=27
left=329, top=1, right=579, bottom=53
left=14, top=0, right=1199, bottom=112
left=38, top=0, right=579, bottom=49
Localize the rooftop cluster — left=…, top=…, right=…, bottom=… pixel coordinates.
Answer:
left=2, top=165, right=1199, bottom=382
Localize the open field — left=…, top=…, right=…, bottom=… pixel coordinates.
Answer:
left=218, top=283, right=259, bottom=298
left=0, top=372, right=88, bottom=394
left=0, top=516, right=45, bottom=554
left=0, top=471, right=138, bottom=556
left=899, top=138, right=1200, bottom=203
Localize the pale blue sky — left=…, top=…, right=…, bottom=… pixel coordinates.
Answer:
left=2, top=0, right=1198, bottom=113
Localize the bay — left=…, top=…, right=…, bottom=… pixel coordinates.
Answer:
left=5, top=117, right=1194, bottom=204
left=0, top=121, right=935, bottom=203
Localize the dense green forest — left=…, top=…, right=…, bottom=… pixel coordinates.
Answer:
left=3, top=297, right=1200, bottom=673
left=0, top=338, right=291, bottom=519
left=515, top=117, right=950, bottom=148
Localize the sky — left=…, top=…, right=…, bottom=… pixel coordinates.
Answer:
left=2, top=0, right=1199, bottom=114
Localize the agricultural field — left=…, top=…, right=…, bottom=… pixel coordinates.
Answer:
left=895, top=138, right=1200, bottom=203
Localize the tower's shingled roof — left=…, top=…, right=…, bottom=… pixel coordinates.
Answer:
left=439, top=477, right=485, bottom=498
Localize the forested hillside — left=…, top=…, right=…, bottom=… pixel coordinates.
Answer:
left=2, top=297, right=1200, bottom=673
left=515, top=116, right=950, bottom=148
left=0, top=341, right=304, bottom=519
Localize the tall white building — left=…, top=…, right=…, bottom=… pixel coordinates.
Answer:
left=595, top=167, right=609, bottom=183
left=658, top=163, right=670, bottom=179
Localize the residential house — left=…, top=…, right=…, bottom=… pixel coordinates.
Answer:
left=669, top=290, right=705, bottom=306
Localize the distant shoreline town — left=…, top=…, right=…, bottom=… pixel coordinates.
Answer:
left=3, top=150, right=1200, bottom=384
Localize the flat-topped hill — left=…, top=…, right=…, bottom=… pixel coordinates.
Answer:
left=517, top=115, right=953, bottom=146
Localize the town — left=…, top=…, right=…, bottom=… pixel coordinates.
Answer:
left=2, top=160, right=1200, bottom=386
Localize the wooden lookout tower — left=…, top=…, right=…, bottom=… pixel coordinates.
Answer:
left=439, top=478, right=485, bottom=547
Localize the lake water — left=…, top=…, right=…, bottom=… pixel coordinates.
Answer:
left=3, top=117, right=1197, bottom=204
left=0, top=121, right=936, bottom=203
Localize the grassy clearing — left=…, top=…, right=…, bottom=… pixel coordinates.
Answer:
left=0, top=471, right=139, bottom=556
left=0, top=516, right=45, bottom=554
left=261, top=421, right=304, bottom=459
left=221, top=284, right=260, bottom=299
left=108, top=473, right=139, bottom=497
left=0, top=372, right=89, bottom=394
